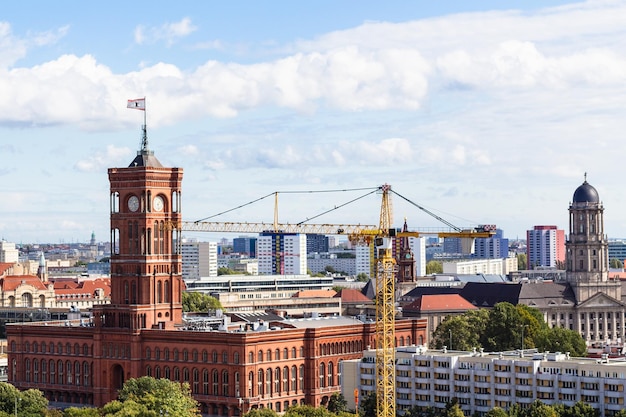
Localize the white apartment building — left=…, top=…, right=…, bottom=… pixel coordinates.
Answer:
left=355, top=244, right=372, bottom=278
left=0, top=241, right=18, bottom=263
left=342, top=347, right=626, bottom=417
left=257, top=233, right=306, bottom=275
left=181, top=239, right=217, bottom=280
left=410, top=237, right=426, bottom=277
left=442, top=257, right=518, bottom=275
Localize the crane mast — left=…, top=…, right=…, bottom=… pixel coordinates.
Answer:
left=173, top=185, right=496, bottom=417
left=375, top=184, right=396, bottom=417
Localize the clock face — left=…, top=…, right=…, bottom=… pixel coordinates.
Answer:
left=128, top=195, right=139, bottom=212
left=153, top=196, right=164, bottom=212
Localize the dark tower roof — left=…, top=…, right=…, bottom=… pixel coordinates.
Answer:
left=572, top=180, right=599, bottom=204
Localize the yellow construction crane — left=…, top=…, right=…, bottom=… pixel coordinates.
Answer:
left=175, top=185, right=496, bottom=417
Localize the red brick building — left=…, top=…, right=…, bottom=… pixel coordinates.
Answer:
left=7, top=139, right=427, bottom=414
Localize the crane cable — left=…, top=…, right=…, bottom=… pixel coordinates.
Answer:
left=194, top=187, right=379, bottom=223
left=295, top=188, right=380, bottom=225
left=390, top=189, right=462, bottom=231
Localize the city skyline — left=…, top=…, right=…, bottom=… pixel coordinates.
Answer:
left=2, top=1, right=626, bottom=244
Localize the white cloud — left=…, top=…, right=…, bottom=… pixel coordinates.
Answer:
left=75, top=145, right=132, bottom=172
left=134, top=17, right=197, bottom=46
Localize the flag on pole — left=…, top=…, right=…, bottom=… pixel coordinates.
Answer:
left=127, top=98, right=145, bottom=110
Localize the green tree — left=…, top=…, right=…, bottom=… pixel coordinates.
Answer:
left=517, top=253, right=527, bottom=270
left=610, top=258, right=623, bottom=269
left=560, top=401, right=598, bottom=417
left=425, top=260, right=443, bottom=275
left=443, top=400, right=464, bottom=417
left=358, top=392, right=376, bottom=417
left=485, top=407, right=509, bottom=417
left=355, top=273, right=369, bottom=282
left=325, top=266, right=336, bottom=274
left=0, top=383, right=48, bottom=417
left=431, top=315, right=483, bottom=351
left=63, top=407, right=101, bottom=417
left=482, top=302, right=523, bottom=351
left=534, top=327, right=587, bottom=357
left=527, top=400, right=557, bottom=417
left=182, top=292, right=223, bottom=312
left=327, top=393, right=348, bottom=414
left=113, top=376, right=200, bottom=417
left=217, top=267, right=238, bottom=275
left=243, top=408, right=279, bottom=417
left=285, top=405, right=333, bottom=417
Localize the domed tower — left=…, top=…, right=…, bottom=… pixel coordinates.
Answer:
left=566, top=176, right=618, bottom=302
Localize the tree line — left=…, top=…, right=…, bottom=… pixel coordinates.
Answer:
left=431, top=302, right=586, bottom=357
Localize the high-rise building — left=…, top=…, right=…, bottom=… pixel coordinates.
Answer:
left=526, top=225, right=565, bottom=268
left=306, top=234, right=329, bottom=254
left=473, top=229, right=509, bottom=258
left=355, top=244, right=372, bottom=278
left=232, top=236, right=257, bottom=257
left=257, top=232, right=307, bottom=275
left=182, top=239, right=218, bottom=279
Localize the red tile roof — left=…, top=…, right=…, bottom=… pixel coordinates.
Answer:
left=404, top=294, right=477, bottom=313
left=54, top=278, right=110, bottom=298
left=0, top=275, right=48, bottom=291
left=335, top=288, right=371, bottom=303
left=292, top=289, right=337, bottom=298
left=0, top=263, right=14, bottom=276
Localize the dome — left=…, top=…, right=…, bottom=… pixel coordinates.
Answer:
left=572, top=180, right=599, bottom=204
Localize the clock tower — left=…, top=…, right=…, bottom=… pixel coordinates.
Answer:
left=94, top=136, right=184, bottom=331
left=396, top=218, right=416, bottom=283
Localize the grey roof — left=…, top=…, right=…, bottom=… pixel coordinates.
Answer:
left=128, top=150, right=163, bottom=168
left=460, top=282, right=522, bottom=307
left=518, top=281, right=576, bottom=308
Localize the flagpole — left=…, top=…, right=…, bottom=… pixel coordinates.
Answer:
left=142, top=96, right=148, bottom=152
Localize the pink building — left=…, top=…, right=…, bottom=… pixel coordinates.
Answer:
left=526, top=225, right=565, bottom=269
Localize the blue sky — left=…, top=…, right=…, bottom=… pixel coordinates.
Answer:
left=2, top=0, right=626, bottom=244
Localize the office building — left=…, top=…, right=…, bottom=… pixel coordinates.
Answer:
left=233, top=237, right=257, bottom=257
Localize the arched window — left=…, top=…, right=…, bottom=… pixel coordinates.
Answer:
left=258, top=350, right=264, bottom=362
left=283, top=366, right=289, bottom=392
left=234, top=352, right=240, bottom=364
left=328, top=362, right=334, bottom=386
left=222, top=370, right=229, bottom=396
left=164, top=280, right=170, bottom=303
left=213, top=369, right=220, bottom=395
left=319, top=363, right=325, bottom=388
left=299, top=365, right=304, bottom=390
left=193, top=368, right=200, bottom=394
left=283, top=348, right=288, bottom=359
left=291, top=365, right=297, bottom=391
left=157, top=281, right=162, bottom=303
left=222, top=350, right=228, bottom=363
left=249, top=351, right=254, bottom=363
left=212, top=350, right=218, bottom=363
left=275, top=349, right=281, bottom=360
left=203, top=369, right=209, bottom=395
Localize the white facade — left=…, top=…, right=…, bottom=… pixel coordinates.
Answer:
left=182, top=239, right=218, bottom=280
left=355, top=244, right=371, bottom=278
left=342, top=347, right=626, bottom=417
left=0, top=241, right=18, bottom=263
left=307, top=253, right=356, bottom=275
left=409, top=237, right=427, bottom=277
left=257, top=233, right=307, bottom=275
left=443, top=258, right=505, bottom=275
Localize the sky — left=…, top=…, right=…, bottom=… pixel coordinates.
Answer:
left=2, top=0, right=626, bottom=244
